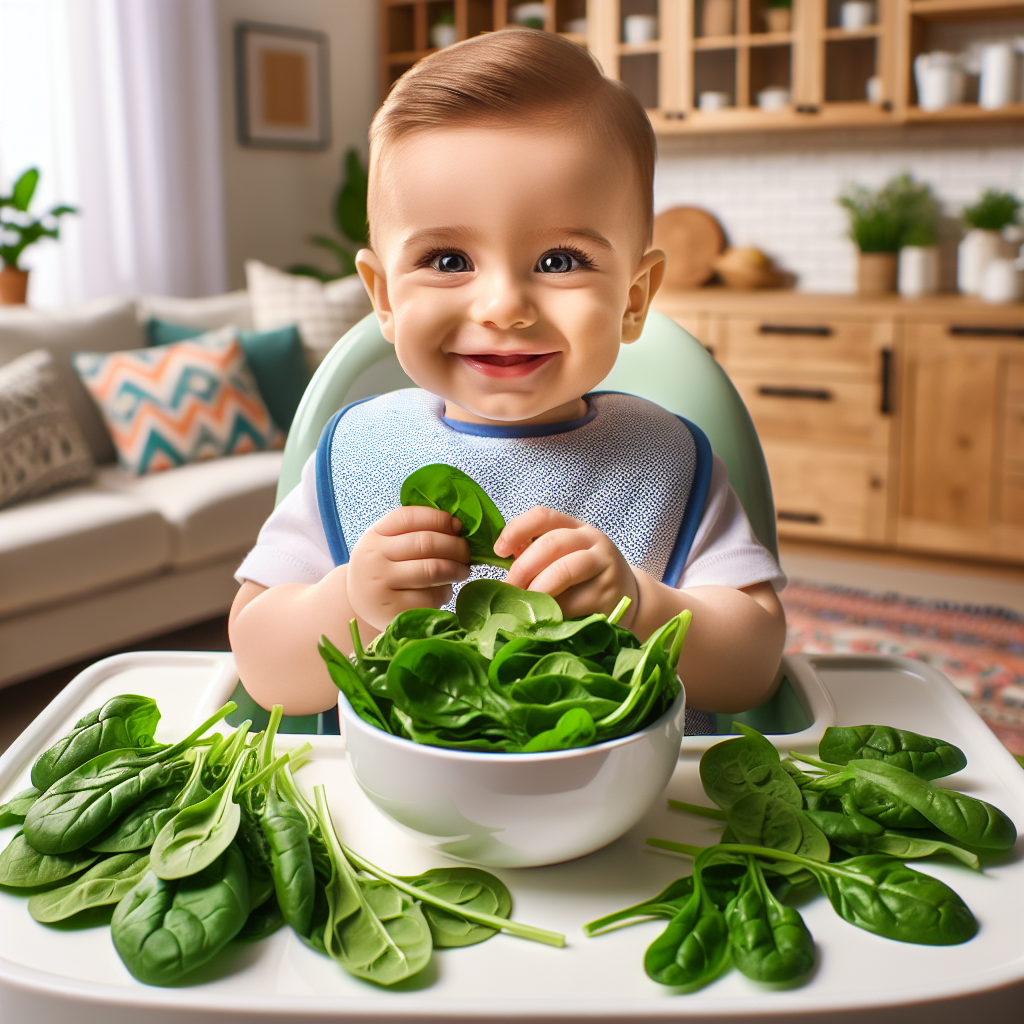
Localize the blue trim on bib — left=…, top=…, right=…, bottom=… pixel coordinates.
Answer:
left=662, top=417, right=713, bottom=587
left=315, top=396, right=378, bottom=566
left=441, top=399, right=597, bottom=438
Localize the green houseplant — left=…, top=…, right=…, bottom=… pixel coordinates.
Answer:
left=958, top=189, right=1021, bottom=295
left=289, top=148, right=368, bottom=282
left=765, top=0, right=792, bottom=33
left=0, top=168, right=78, bottom=305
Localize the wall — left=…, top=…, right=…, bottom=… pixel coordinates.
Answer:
left=654, top=124, right=1024, bottom=294
left=215, top=0, right=377, bottom=290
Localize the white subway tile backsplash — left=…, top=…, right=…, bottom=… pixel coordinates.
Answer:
left=654, top=125, right=1024, bottom=293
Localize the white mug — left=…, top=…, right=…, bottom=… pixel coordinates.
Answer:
left=699, top=90, right=731, bottom=111
left=624, top=14, right=658, bottom=43
left=757, top=87, right=790, bottom=111
left=840, top=1, right=874, bottom=30
left=979, top=43, right=1018, bottom=109
left=914, top=52, right=966, bottom=110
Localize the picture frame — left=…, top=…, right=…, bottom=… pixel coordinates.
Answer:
left=234, top=21, right=330, bottom=150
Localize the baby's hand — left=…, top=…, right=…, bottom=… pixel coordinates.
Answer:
left=495, top=508, right=639, bottom=625
left=347, top=507, right=471, bottom=631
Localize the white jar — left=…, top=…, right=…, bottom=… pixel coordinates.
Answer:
left=979, top=43, right=1018, bottom=110
left=840, top=1, right=874, bottom=30
left=699, top=90, right=731, bottom=112
left=914, top=52, right=966, bottom=110
left=430, top=22, right=457, bottom=48
left=958, top=228, right=1007, bottom=295
left=623, top=14, right=658, bottom=43
left=898, top=246, right=941, bottom=297
left=980, top=258, right=1023, bottom=303
left=757, top=87, right=790, bottom=111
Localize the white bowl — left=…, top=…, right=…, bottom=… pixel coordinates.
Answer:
left=339, top=689, right=686, bottom=868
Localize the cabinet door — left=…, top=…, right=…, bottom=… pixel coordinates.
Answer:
left=897, top=325, right=1023, bottom=562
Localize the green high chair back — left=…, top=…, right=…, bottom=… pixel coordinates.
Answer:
left=232, top=311, right=795, bottom=736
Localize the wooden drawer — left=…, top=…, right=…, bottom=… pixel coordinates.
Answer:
left=721, top=317, right=889, bottom=379
left=731, top=373, right=889, bottom=448
left=763, top=441, right=889, bottom=544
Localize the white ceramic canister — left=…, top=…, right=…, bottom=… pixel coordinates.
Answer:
left=623, top=14, right=658, bottom=43
left=840, top=1, right=874, bottom=30
left=699, top=90, right=731, bottom=111
left=914, top=51, right=966, bottom=110
left=958, top=228, right=1008, bottom=295
left=980, top=258, right=1023, bottom=303
left=898, top=246, right=941, bottom=297
left=430, top=22, right=457, bottom=48
left=979, top=42, right=1018, bottom=109
left=757, top=87, right=790, bottom=111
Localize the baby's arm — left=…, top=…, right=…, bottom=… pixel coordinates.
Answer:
left=229, top=507, right=469, bottom=715
left=494, top=508, right=785, bottom=713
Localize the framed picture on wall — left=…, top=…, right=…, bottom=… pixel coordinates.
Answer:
left=235, top=22, right=330, bottom=150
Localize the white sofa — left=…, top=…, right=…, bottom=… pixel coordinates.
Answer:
left=0, top=292, right=283, bottom=687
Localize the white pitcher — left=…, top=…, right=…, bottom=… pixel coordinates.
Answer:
left=914, top=52, right=966, bottom=111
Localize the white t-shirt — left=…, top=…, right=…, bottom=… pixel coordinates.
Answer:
left=235, top=449, right=786, bottom=593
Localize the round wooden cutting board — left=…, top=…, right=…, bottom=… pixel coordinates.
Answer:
left=652, top=207, right=727, bottom=289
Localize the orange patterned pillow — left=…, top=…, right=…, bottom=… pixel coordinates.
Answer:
left=72, top=328, right=284, bottom=474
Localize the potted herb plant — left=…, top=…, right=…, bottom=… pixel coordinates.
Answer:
left=897, top=179, right=941, bottom=297
left=0, top=168, right=78, bottom=305
left=765, top=0, right=792, bottom=34
left=839, top=177, right=904, bottom=295
left=957, top=189, right=1021, bottom=296
left=430, top=10, right=457, bottom=49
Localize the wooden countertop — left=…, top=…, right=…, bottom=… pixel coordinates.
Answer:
left=653, top=289, right=1024, bottom=323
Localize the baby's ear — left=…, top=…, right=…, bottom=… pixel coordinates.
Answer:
left=355, top=249, right=396, bottom=343
left=621, top=249, right=667, bottom=344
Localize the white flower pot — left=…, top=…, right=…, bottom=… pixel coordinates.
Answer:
left=898, top=246, right=941, bottom=297
left=958, top=228, right=1007, bottom=295
left=430, top=23, right=457, bottom=48
left=980, top=258, right=1023, bottom=303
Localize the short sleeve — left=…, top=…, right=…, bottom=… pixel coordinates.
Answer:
left=235, top=453, right=335, bottom=587
left=676, top=454, right=786, bottom=592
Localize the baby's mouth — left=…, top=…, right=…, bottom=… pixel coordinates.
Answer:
left=458, top=352, right=557, bottom=378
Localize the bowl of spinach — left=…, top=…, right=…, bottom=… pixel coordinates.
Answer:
left=321, top=580, right=689, bottom=868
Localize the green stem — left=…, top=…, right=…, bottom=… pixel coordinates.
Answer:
left=349, top=619, right=366, bottom=669
left=156, top=702, right=237, bottom=761
left=788, top=751, right=843, bottom=773
left=236, top=752, right=290, bottom=797
left=667, top=609, right=692, bottom=667
left=608, top=596, right=631, bottom=625
left=259, top=705, right=284, bottom=770
left=667, top=798, right=727, bottom=821
left=342, top=845, right=566, bottom=948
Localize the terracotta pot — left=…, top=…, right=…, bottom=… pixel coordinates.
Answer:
left=702, top=0, right=734, bottom=37
left=764, top=7, right=792, bottom=32
left=857, top=252, right=898, bottom=295
left=0, top=266, right=29, bottom=304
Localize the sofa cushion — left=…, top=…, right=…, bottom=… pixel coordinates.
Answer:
left=0, top=484, right=171, bottom=618
left=0, top=297, right=144, bottom=465
left=72, top=329, right=284, bottom=475
left=137, top=290, right=255, bottom=331
left=96, top=450, right=283, bottom=567
left=0, top=350, right=95, bottom=509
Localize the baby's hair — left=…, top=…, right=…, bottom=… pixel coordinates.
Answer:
left=368, top=29, right=656, bottom=250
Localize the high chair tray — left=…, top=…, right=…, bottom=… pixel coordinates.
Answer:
left=1, top=651, right=1022, bottom=1024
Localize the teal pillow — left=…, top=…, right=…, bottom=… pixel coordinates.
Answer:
left=146, top=318, right=310, bottom=431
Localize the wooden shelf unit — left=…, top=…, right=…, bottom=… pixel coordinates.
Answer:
left=379, top=0, right=1024, bottom=132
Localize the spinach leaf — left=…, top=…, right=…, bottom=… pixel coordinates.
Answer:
left=725, top=793, right=830, bottom=873
left=820, top=725, right=967, bottom=780
left=521, top=707, right=597, bottom=752
left=846, top=759, right=1017, bottom=851
left=725, top=857, right=815, bottom=983
left=89, top=780, right=184, bottom=853
left=400, top=464, right=513, bottom=569
left=261, top=773, right=316, bottom=935
left=27, top=850, right=149, bottom=922
left=868, top=831, right=980, bottom=870
left=31, top=695, right=161, bottom=791
left=319, top=636, right=392, bottom=734
left=455, top=579, right=562, bottom=633
left=111, top=844, right=250, bottom=986
left=399, top=866, right=512, bottom=947
left=237, top=892, right=286, bottom=941
left=584, top=877, right=697, bottom=935
left=0, top=787, right=40, bottom=828
left=313, top=785, right=432, bottom=986
left=23, top=702, right=236, bottom=855
left=700, top=729, right=802, bottom=812
left=371, top=608, right=465, bottom=658
left=150, top=730, right=252, bottom=879
left=0, top=831, right=98, bottom=887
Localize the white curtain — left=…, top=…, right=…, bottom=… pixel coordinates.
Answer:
left=0, top=0, right=226, bottom=307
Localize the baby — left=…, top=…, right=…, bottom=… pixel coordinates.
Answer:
left=229, top=29, right=786, bottom=721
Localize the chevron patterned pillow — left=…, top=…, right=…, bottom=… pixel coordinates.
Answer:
left=72, top=327, right=284, bottom=475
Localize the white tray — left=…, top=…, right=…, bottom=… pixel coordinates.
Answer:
left=1, top=651, right=1022, bottom=1024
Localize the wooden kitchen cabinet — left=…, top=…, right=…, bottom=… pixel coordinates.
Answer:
left=654, top=290, right=1024, bottom=563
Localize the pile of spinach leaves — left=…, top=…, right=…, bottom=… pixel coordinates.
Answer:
left=0, top=695, right=563, bottom=987
left=320, top=579, right=690, bottom=754
left=586, top=722, right=1016, bottom=992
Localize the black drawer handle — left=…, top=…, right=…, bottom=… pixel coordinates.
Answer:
left=759, top=324, right=834, bottom=337
left=948, top=325, right=1024, bottom=338
left=880, top=347, right=893, bottom=415
left=777, top=511, right=822, bottom=524
left=757, top=385, right=833, bottom=401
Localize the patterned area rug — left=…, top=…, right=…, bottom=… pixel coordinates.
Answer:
left=782, top=580, right=1024, bottom=757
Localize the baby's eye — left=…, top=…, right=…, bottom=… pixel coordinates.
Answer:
left=432, top=252, right=472, bottom=273
left=536, top=250, right=589, bottom=274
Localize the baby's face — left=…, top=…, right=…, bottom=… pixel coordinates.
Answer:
left=357, top=125, right=664, bottom=426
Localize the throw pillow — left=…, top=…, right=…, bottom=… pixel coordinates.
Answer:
left=245, top=259, right=372, bottom=366
left=0, top=349, right=94, bottom=509
left=146, top=319, right=311, bottom=431
left=137, top=290, right=255, bottom=331
left=72, top=328, right=284, bottom=475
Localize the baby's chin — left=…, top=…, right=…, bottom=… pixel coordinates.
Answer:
left=442, top=393, right=586, bottom=428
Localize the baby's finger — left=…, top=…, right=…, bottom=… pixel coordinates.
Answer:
left=382, top=530, right=471, bottom=566
left=387, top=556, right=471, bottom=591
left=495, top=506, right=582, bottom=558
left=504, top=527, right=589, bottom=589
left=375, top=506, right=462, bottom=537
left=524, top=547, right=604, bottom=599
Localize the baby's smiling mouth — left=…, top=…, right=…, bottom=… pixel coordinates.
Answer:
left=458, top=351, right=557, bottom=378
